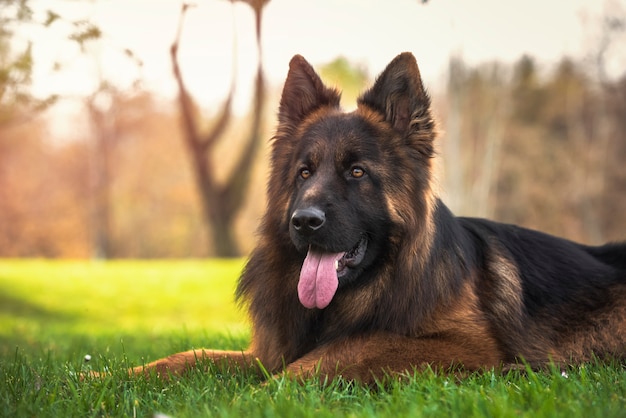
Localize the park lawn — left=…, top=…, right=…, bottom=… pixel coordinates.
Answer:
left=0, top=259, right=249, bottom=359
left=0, top=259, right=625, bottom=418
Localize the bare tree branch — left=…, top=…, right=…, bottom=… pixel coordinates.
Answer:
left=222, top=1, right=266, bottom=215
left=171, top=2, right=235, bottom=154
left=170, top=0, right=268, bottom=256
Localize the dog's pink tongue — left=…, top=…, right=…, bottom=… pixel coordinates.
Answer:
left=298, top=248, right=344, bottom=309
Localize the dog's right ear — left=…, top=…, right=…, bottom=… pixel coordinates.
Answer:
left=358, top=52, right=432, bottom=136
left=278, top=55, right=341, bottom=130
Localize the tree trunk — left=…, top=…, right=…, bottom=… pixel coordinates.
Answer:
left=87, top=95, right=113, bottom=259
left=170, top=2, right=266, bottom=257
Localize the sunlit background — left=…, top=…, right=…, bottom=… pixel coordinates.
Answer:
left=2, top=0, right=625, bottom=258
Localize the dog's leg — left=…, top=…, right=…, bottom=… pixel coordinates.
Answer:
left=284, top=332, right=503, bottom=384
left=130, top=349, right=258, bottom=378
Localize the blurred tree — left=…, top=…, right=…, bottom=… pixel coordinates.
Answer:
left=85, top=83, right=121, bottom=259
left=0, top=90, right=213, bottom=258
left=0, top=0, right=60, bottom=126
left=0, top=120, right=90, bottom=257
left=443, top=56, right=510, bottom=218
left=0, top=1, right=146, bottom=259
left=83, top=62, right=142, bottom=259
left=103, top=93, right=202, bottom=258
left=582, top=4, right=625, bottom=243
left=510, top=55, right=546, bottom=124
left=171, top=1, right=268, bottom=257
left=0, top=1, right=104, bottom=123
left=441, top=53, right=626, bottom=245
left=603, top=74, right=626, bottom=238
left=0, top=0, right=98, bottom=257
left=319, top=57, right=368, bottom=107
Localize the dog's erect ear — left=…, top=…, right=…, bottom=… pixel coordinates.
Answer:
left=358, top=52, right=433, bottom=136
left=278, top=55, right=341, bottom=129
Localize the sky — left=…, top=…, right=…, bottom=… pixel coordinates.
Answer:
left=25, top=0, right=626, bottom=122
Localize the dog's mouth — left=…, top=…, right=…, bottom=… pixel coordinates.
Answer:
left=297, top=237, right=368, bottom=310
left=335, top=237, right=368, bottom=276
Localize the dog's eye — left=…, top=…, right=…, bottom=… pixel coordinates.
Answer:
left=350, top=166, right=365, bottom=178
left=300, top=168, right=312, bottom=179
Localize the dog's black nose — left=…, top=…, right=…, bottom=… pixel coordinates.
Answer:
left=291, top=207, right=326, bottom=234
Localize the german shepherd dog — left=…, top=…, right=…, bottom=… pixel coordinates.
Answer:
left=132, top=53, right=626, bottom=384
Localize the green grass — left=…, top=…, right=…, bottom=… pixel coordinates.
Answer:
left=1, top=260, right=624, bottom=417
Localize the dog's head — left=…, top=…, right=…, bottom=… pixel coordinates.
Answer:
left=269, top=53, right=436, bottom=309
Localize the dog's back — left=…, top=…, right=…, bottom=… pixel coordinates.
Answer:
left=461, top=217, right=626, bottom=365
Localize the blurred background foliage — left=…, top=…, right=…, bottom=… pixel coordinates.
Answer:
left=0, top=1, right=625, bottom=259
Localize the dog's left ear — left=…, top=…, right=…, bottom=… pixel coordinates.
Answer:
left=358, top=52, right=433, bottom=137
